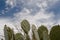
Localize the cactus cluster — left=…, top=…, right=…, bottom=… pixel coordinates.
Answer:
left=3, top=20, right=60, bottom=40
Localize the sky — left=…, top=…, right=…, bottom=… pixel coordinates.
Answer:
left=0, top=0, right=60, bottom=39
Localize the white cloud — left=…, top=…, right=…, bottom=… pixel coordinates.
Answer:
left=14, top=8, right=55, bottom=30
left=6, top=0, right=16, bottom=8
left=13, top=0, right=56, bottom=29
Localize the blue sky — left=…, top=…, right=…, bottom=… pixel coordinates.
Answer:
left=0, top=0, right=60, bottom=18
left=0, top=0, right=23, bottom=17
left=0, top=0, right=60, bottom=38
left=0, top=0, right=60, bottom=19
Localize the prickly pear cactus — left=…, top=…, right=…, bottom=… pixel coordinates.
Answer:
left=21, top=20, right=30, bottom=34
left=11, top=29, right=15, bottom=40
left=32, top=25, right=40, bottom=40
left=43, top=31, right=49, bottom=40
left=4, top=25, right=14, bottom=40
left=50, top=25, right=60, bottom=40
left=4, top=25, right=9, bottom=40
left=37, top=25, right=48, bottom=40
left=15, top=33, right=24, bottom=40
left=25, top=34, right=30, bottom=40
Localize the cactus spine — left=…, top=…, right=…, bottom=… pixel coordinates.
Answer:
left=32, top=25, right=40, bottom=40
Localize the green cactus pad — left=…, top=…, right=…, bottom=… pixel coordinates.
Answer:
left=37, top=25, right=48, bottom=40
left=50, top=25, right=60, bottom=40
left=15, top=33, right=24, bottom=40
left=21, top=20, right=30, bottom=34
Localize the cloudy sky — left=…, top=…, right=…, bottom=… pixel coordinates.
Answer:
left=0, top=0, right=60, bottom=38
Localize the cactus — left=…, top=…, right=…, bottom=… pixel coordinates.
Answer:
left=21, top=20, right=30, bottom=34
left=25, top=34, right=30, bottom=40
left=4, top=25, right=9, bottom=40
left=3, top=20, right=56, bottom=40
left=15, top=33, right=24, bottom=40
left=43, top=31, right=49, bottom=40
left=50, top=25, right=60, bottom=40
left=11, top=34, right=15, bottom=40
left=32, top=30, right=36, bottom=40
left=11, top=29, right=15, bottom=40
left=32, top=24, right=40, bottom=40
left=37, top=25, right=48, bottom=40
left=21, top=20, right=30, bottom=40
left=4, top=25, right=14, bottom=40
